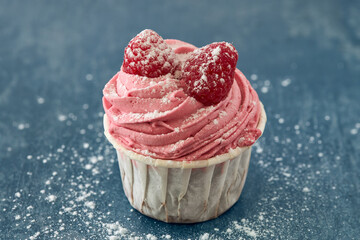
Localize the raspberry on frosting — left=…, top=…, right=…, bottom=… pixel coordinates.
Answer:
left=122, top=29, right=179, bottom=78
left=182, top=42, right=238, bottom=106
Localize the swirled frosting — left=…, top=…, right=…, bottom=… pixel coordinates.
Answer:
left=103, top=39, right=262, bottom=161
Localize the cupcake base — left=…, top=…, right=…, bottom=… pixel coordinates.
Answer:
left=116, top=146, right=251, bottom=223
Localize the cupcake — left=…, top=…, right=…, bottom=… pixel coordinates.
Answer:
left=103, top=29, right=266, bottom=223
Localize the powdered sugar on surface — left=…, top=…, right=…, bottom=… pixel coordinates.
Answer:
left=46, top=195, right=57, bottom=203
left=281, top=78, right=292, bottom=87
left=37, top=97, right=45, bottom=104
left=199, top=233, right=210, bottom=240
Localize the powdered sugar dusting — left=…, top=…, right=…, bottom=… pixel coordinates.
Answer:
left=146, top=233, right=157, bottom=240
left=84, top=201, right=95, bottom=209
left=57, top=114, right=67, bottom=122
left=37, top=97, right=45, bottom=104
left=281, top=78, right=292, bottom=87
left=29, top=232, right=40, bottom=240
left=46, top=195, right=57, bottom=203
left=199, top=233, right=209, bottom=240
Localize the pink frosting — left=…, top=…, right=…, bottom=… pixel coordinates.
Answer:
left=103, top=39, right=262, bottom=161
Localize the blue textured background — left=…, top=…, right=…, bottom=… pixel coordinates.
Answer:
left=1, top=1, right=359, bottom=239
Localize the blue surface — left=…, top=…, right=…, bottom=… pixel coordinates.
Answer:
left=1, top=1, right=360, bottom=239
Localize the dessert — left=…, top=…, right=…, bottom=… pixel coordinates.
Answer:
left=103, top=29, right=266, bottom=223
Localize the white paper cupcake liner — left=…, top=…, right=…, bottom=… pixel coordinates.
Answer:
left=104, top=103, right=266, bottom=223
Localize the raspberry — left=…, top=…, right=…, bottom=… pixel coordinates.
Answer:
left=182, top=42, right=238, bottom=105
left=122, top=29, right=178, bottom=78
